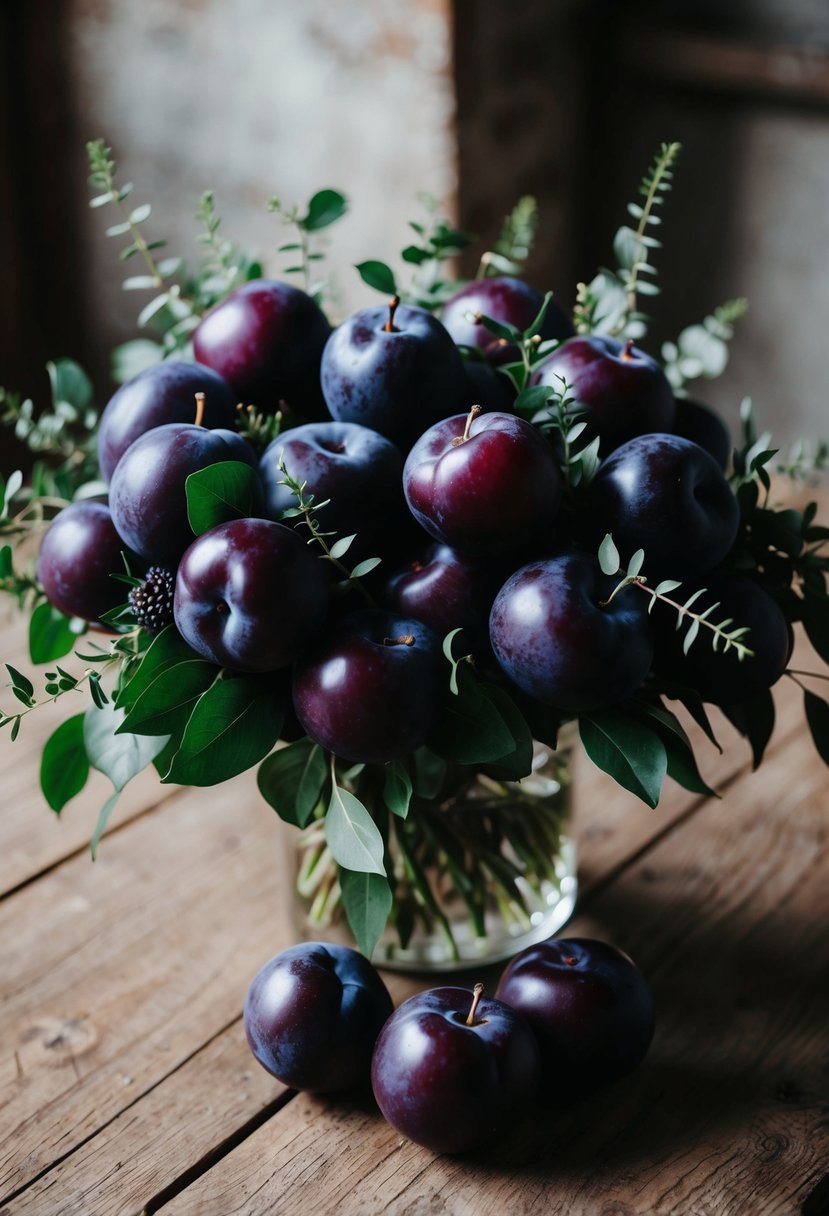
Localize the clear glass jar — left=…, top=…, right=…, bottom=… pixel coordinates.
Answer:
left=294, top=731, right=577, bottom=973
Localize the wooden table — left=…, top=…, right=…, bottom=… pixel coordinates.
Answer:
left=1, top=613, right=828, bottom=1216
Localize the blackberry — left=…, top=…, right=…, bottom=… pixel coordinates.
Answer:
left=129, top=566, right=175, bottom=633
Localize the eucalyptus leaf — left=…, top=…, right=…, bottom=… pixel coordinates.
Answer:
left=598, top=534, right=620, bottom=576
left=83, top=701, right=169, bottom=791
left=90, top=792, right=120, bottom=860
left=325, top=784, right=385, bottom=875
left=383, top=759, right=413, bottom=818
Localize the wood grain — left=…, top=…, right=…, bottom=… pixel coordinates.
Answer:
left=157, top=729, right=829, bottom=1216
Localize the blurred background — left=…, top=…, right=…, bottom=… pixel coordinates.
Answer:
left=1, top=0, right=828, bottom=446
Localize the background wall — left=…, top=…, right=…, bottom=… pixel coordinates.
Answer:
left=1, top=1, right=828, bottom=449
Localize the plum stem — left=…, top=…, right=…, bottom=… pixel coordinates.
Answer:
left=451, top=404, right=482, bottom=447
left=385, top=295, right=401, bottom=333
left=466, top=983, right=485, bottom=1026
left=621, top=339, right=635, bottom=360
left=383, top=635, right=415, bottom=646
left=194, top=392, right=206, bottom=428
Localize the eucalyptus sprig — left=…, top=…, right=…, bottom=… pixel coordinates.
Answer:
left=268, top=188, right=348, bottom=302
left=597, top=535, right=754, bottom=661
left=662, top=298, right=748, bottom=393
left=0, top=648, right=118, bottom=742
left=475, top=292, right=563, bottom=401
left=477, top=195, right=538, bottom=279
left=276, top=456, right=379, bottom=605
left=194, top=190, right=263, bottom=311
left=515, top=373, right=599, bottom=491
left=575, top=141, right=681, bottom=339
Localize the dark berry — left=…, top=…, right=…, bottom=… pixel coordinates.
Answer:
left=129, top=567, right=176, bottom=633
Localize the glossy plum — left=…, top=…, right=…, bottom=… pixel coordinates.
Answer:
left=496, top=938, right=655, bottom=1095
left=403, top=410, right=563, bottom=556
left=441, top=275, right=574, bottom=364
left=461, top=359, right=516, bottom=414
left=532, top=336, right=675, bottom=454
left=293, top=610, right=442, bottom=763
left=371, top=984, right=540, bottom=1154
left=193, top=279, right=332, bottom=417
left=36, top=500, right=128, bottom=624
left=382, top=543, right=494, bottom=655
left=174, top=518, right=329, bottom=672
left=586, top=432, right=740, bottom=580
left=259, top=421, right=405, bottom=559
left=320, top=301, right=466, bottom=450
left=97, top=360, right=237, bottom=482
left=244, top=942, right=393, bottom=1093
left=108, top=424, right=257, bottom=566
left=489, top=553, right=654, bottom=711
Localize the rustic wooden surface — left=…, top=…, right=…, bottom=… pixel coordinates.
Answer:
left=1, top=625, right=828, bottom=1216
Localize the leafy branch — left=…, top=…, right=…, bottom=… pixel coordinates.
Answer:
left=597, top=535, right=754, bottom=661
left=276, top=457, right=379, bottom=606
left=514, top=374, right=599, bottom=491
left=477, top=195, right=538, bottom=279
left=662, top=298, right=748, bottom=393
left=193, top=190, right=263, bottom=311
left=268, top=188, right=348, bottom=302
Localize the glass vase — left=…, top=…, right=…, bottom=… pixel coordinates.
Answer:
left=294, top=731, right=577, bottom=973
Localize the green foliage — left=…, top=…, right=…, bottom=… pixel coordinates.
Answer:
left=185, top=461, right=265, bottom=536
left=479, top=196, right=539, bottom=278
left=40, top=714, right=89, bottom=813
left=258, top=738, right=328, bottom=828
left=339, top=869, right=393, bottom=958
left=662, top=299, right=748, bottom=394
left=84, top=700, right=168, bottom=792
left=383, top=759, right=413, bottom=819
left=325, top=778, right=386, bottom=876
left=269, top=188, right=347, bottom=302
left=29, top=603, right=79, bottom=664
left=579, top=711, right=667, bottom=808
left=162, top=678, right=284, bottom=785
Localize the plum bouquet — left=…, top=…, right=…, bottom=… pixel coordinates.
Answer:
left=2, top=140, right=829, bottom=966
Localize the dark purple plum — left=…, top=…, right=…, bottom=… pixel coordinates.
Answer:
left=489, top=553, right=653, bottom=711
left=244, top=942, right=393, bottom=1093
left=586, top=432, right=740, bottom=581
left=651, top=572, right=791, bottom=705
left=496, top=938, right=654, bottom=1096
left=320, top=300, right=466, bottom=450
left=382, top=543, right=494, bottom=655
left=403, top=409, right=563, bottom=557
left=37, top=500, right=128, bottom=625
left=174, top=518, right=329, bottom=672
left=193, top=279, right=332, bottom=417
left=259, top=421, right=405, bottom=560
left=293, top=610, right=442, bottom=763
left=108, top=424, right=258, bottom=566
left=672, top=397, right=731, bottom=471
left=371, top=984, right=540, bottom=1154
left=532, top=336, right=675, bottom=454
left=97, top=360, right=237, bottom=482
left=441, top=275, right=574, bottom=365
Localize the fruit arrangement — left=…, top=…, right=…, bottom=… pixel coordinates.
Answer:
left=243, top=937, right=655, bottom=1154
left=2, top=139, right=829, bottom=961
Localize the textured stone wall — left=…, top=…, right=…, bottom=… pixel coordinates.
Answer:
left=68, top=0, right=456, bottom=379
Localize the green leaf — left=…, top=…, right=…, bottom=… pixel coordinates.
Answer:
left=29, top=602, right=78, bottom=664
left=41, top=714, right=89, bottom=813
left=579, top=711, right=667, bottom=808
left=302, top=188, right=347, bottom=232
left=325, top=784, right=385, bottom=875
left=185, top=461, right=264, bottom=536
left=383, top=760, right=412, bottom=818
left=355, top=260, right=397, bottom=295
left=339, top=869, right=392, bottom=957
left=514, top=385, right=554, bottom=415
left=83, top=701, right=169, bottom=791
left=598, top=534, right=620, bottom=576
left=720, top=690, right=775, bottom=770
left=804, top=690, right=829, bottom=767
left=478, top=683, right=534, bottom=781
left=6, top=664, right=34, bottom=699
left=801, top=591, right=829, bottom=665
left=162, top=678, right=284, bottom=785
left=476, top=313, right=520, bottom=343
left=429, top=664, right=515, bottom=765
left=257, top=738, right=328, bottom=827
left=413, top=747, right=446, bottom=799
left=90, top=792, right=119, bottom=860
left=47, top=358, right=93, bottom=411
left=634, top=701, right=717, bottom=797
left=116, top=625, right=199, bottom=711
left=119, top=658, right=218, bottom=736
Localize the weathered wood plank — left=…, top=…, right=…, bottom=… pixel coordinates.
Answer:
left=155, top=730, right=829, bottom=1216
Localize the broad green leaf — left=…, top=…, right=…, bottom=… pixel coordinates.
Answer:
left=119, top=658, right=218, bottom=736
left=41, top=714, right=89, bottom=813
left=476, top=312, right=520, bottom=343
left=302, top=188, right=347, bottom=232
left=163, top=678, right=284, bottom=785
left=634, top=701, right=717, bottom=798
left=428, top=664, right=514, bottom=765
left=83, top=701, right=169, bottom=791
left=185, top=461, right=264, bottom=536
left=478, top=684, right=534, bottom=781
left=805, top=690, right=829, bottom=767
left=47, top=358, right=93, bottom=411
left=29, top=602, right=78, bottom=664
left=383, top=760, right=412, bottom=819
left=257, top=738, right=328, bottom=828
left=116, top=625, right=199, bottom=711
left=514, top=385, right=554, bottom=415
left=721, top=690, right=775, bottom=771
left=354, top=260, right=397, bottom=296
left=325, top=784, right=385, bottom=875
left=579, top=711, right=667, bottom=808
left=340, top=869, right=392, bottom=957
